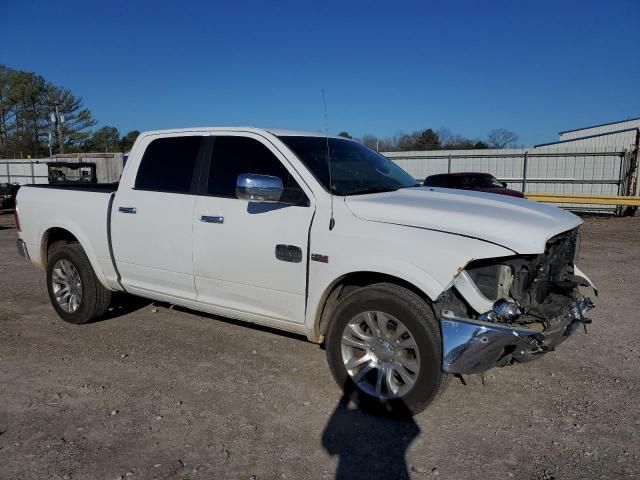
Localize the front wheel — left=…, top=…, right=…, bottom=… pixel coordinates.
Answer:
left=46, top=242, right=112, bottom=324
left=325, top=283, right=449, bottom=415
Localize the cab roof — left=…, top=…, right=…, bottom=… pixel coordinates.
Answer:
left=140, top=126, right=338, bottom=139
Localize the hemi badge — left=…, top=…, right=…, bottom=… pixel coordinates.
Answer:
left=311, top=253, right=329, bottom=263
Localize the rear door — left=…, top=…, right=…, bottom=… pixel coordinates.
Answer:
left=111, top=134, right=206, bottom=302
left=193, top=133, right=315, bottom=325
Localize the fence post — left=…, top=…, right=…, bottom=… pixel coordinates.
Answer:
left=6, top=162, right=10, bottom=183
left=30, top=160, right=35, bottom=184
left=447, top=154, right=452, bottom=173
left=617, top=152, right=626, bottom=197
left=522, top=151, right=528, bottom=193
left=632, top=146, right=640, bottom=198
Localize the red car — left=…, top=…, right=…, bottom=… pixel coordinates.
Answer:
left=423, top=172, right=525, bottom=198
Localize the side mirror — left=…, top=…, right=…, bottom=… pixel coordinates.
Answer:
left=236, top=173, right=283, bottom=203
left=501, top=181, right=508, bottom=188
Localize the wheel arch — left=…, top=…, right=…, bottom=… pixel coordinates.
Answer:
left=41, top=227, right=80, bottom=266
left=310, top=270, right=441, bottom=343
left=38, top=225, right=110, bottom=289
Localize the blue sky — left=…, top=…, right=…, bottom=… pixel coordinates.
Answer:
left=1, top=0, right=638, bottom=146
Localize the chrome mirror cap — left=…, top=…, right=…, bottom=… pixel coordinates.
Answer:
left=236, top=173, right=283, bottom=203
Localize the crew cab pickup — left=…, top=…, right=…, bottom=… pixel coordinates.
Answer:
left=15, top=127, right=596, bottom=414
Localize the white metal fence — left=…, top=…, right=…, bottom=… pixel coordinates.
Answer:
left=385, top=146, right=638, bottom=213
left=2, top=148, right=637, bottom=214
left=0, top=160, right=49, bottom=184
left=0, top=153, right=124, bottom=185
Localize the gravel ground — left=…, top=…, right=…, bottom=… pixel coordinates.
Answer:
left=0, top=211, right=639, bottom=480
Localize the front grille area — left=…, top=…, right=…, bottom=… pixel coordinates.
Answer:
left=466, top=228, right=579, bottom=304
left=510, top=228, right=581, bottom=321
left=459, top=228, right=583, bottom=326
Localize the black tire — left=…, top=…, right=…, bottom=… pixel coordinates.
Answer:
left=326, top=283, right=450, bottom=415
left=46, top=242, right=112, bottom=324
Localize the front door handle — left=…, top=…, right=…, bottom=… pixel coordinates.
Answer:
left=119, top=206, right=137, bottom=214
left=200, top=215, right=224, bottom=224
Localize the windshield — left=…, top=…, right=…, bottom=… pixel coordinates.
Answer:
left=279, top=136, right=418, bottom=195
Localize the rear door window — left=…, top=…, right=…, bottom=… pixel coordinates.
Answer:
left=135, top=136, right=203, bottom=193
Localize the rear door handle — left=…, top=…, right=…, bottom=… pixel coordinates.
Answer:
left=200, top=215, right=224, bottom=224
left=119, top=206, right=137, bottom=214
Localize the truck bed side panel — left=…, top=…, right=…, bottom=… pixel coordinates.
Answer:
left=17, top=186, right=120, bottom=290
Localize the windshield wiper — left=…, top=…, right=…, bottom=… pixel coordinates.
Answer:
left=341, top=186, right=400, bottom=196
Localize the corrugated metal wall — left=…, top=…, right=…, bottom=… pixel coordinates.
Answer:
left=386, top=148, right=525, bottom=186
left=385, top=147, right=626, bottom=193
left=384, top=146, right=634, bottom=213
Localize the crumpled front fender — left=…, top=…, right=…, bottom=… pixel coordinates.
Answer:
left=574, top=265, right=598, bottom=296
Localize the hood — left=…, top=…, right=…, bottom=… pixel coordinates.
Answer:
left=344, top=187, right=581, bottom=254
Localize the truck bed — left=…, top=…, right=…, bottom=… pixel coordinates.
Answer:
left=16, top=184, right=118, bottom=289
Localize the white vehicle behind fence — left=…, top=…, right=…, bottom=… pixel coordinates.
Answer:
left=15, top=127, right=596, bottom=414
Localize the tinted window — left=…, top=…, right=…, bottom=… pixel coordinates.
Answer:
left=425, top=174, right=503, bottom=189
left=135, top=136, right=202, bottom=193
left=279, top=136, right=417, bottom=196
left=424, top=176, right=454, bottom=187
left=208, top=136, right=307, bottom=205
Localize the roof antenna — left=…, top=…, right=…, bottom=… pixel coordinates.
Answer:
left=322, top=88, right=335, bottom=231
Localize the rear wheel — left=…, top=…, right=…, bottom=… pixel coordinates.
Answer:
left=46, top=243, right=112, bottom=324
left=326, top=283, right=449, bottom=415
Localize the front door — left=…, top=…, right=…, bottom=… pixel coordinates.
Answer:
left=193, top=133, right=315, bottom=325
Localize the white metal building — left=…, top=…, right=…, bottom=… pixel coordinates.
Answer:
left=558, top=117, right=640, bottom=141
left=535, top=117, right=640, bottom=150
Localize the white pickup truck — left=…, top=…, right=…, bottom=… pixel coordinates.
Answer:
left=16, top=127, right=595, bottom=414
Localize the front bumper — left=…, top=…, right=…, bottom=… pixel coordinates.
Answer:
left=16, top=238, right=30, bottom=261
left=441, top=296, right=594, bottom=374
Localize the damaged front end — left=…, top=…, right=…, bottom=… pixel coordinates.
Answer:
left=436, top=228, right=596, bottom=375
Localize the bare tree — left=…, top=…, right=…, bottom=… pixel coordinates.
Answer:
left=437, top=127, right=477, bottom=149
left=361, top=135, right=379, bottom=150
left=487, top=129, right=518, bottom=148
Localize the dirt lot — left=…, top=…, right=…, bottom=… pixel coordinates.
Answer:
left=0, top=211, right=639, bottom=480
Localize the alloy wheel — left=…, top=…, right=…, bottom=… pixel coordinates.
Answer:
left=51, top=259, right=83, bottom=313
left=341, top=311, right=421, bottom=400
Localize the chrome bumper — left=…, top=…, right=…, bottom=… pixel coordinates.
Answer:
left=441, top=297, right=594, bottom=374
left=16, top=238, right=30, bottom=260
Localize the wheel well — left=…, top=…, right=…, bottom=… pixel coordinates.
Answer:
left=315, top=272, right=432, bottom=341
left=41, top=228, right=79, bottom=266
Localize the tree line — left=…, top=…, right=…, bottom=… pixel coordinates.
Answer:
left=339, top=127, right=518, bottom=151
left=0, top=64, right=138, bottom=158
